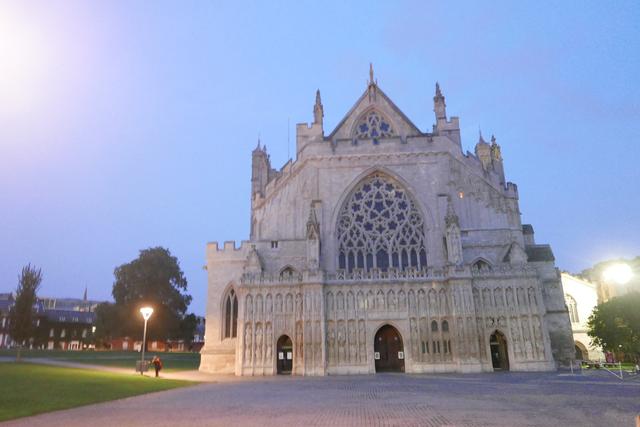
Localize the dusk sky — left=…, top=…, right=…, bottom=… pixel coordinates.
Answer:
left=1, top=1, right=638, bottom=315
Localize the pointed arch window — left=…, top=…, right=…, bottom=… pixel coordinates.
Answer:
left=565, top=294, right=579, bottom=324
left=336, top=173, right=427, bottom=272
left=224, top=289, right=238, bottom=338
left=354, top=110, right=394, bottom=140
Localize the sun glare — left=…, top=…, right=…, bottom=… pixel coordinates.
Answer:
left=0, top=6, right=48, bottom=115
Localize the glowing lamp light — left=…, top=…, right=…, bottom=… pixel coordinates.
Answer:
left=140, top=307, right=154, bottom=320
left=603, top=263, right=633, bottom=285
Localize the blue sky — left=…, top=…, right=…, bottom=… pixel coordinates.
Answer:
left=1, top=1, right=638, bottom=315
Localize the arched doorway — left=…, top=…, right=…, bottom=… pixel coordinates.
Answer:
left=489, top=331, right=509, bottom=371
left=574, top=342, right=588, bottom=360
left=276, top=335, right=293, bottom=375
left=374, top=325, right=405, bottom=372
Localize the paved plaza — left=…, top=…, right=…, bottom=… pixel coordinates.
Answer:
left=3, top=371, right=639, bottom=427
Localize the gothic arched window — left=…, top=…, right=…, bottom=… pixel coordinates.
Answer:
left=442, top=320, right=449, bottom=333
left=336, top=173, right=427, bottom=272
left=354, top=110, right=394, bottom=140
left=565, top=294, right=579, bottom=324
left=431, top=320, right=438, bottom=332
left=472, top=259, right=492, bottom=272
left=224, top=289, right=238, bottom=338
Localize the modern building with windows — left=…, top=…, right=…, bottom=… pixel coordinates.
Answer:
left=200, top=69, right=574, bottom=376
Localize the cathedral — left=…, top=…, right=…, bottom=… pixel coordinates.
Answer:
left=200, top=67, right=574, bottom=375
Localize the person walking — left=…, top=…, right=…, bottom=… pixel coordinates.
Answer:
left=151, top=355, right=163, bottom=377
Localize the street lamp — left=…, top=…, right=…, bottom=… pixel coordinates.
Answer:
left=603, top=263, right=633, bottom=286
left=139, top=307, right=153, bottom=375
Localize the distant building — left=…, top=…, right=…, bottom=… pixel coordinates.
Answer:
left=0, top=291, right=105, bottom=350
left=0, top=293, right=14, bottom=348
left=561, top=273, right=604, bottom=361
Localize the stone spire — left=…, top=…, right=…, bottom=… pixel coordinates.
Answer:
left=313, top=89, right=324, bottom=126
left=490, top=135, right=502, bottom=161
left=445, top=197, right=459, bottom=228
left=433, top=82, right=447, bottom=121
left=490, top=134, right=505, bottom=185
left=367, top=63, right=378, bottom=101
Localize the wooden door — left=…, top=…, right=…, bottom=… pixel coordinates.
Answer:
left=374, top=325, right=405, bottom=372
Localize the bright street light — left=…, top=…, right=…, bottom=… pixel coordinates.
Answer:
left=139, top=306, right=154, bottom=375
left=603, top=263, right=633, bottom=286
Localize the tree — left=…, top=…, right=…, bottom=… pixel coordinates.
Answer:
left=9, top=264, right=42, bottom=361
left=587, top=292, right=640, bottom=361
left=178, top=313, right=198, bottom=349
left=98, top=247, right=192, bottom=343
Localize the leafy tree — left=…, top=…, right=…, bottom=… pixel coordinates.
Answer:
left=178, top=313, right=198, bottom=349
left=98, top=247, right=192, bottom=343
left=587, top=292, right=640, bottom=361
left=9, top=264, right=42, bottom=360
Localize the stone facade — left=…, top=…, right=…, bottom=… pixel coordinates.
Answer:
left=561, top=272, right=604, bottom=361
left=200, top=69, right=574, bottom=375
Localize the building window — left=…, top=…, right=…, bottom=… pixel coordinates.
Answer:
left=49, top=328, right=54, bottom=338
left=279, top=266, right=297, bottom=279
left=442, top=320, right=449, bottom=333
left=565, top=294, right=579, bottom=323
left=271, top=241, right=278, bottom=249
left=431, top=320, right=438, bottom=332
left=224, top=289, right=238, bottom=338
left=472, top=259, right=492, bottom=272
left=60, top=329, right=66, bottom=338
left=353, top=110, right=394, bottom=140
left=336, top=173, right=427, bottom=272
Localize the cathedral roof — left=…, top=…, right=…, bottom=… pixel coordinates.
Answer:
left=327, top=75, right=422, bottom=141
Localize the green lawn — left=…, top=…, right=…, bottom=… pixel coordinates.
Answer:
left=0, top=349, right=200, bottom=372
left=0, top=363, right=195, bottom=421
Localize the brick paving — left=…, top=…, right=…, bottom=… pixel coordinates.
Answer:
left=2, top=371, right=639, bottom=427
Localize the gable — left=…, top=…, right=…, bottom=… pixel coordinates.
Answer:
left=327, top=84, right=423, bottom=141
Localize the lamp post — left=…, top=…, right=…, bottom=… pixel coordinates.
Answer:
left=139, top=307, right=153, bottom=375
left=602, top=263, right=633, bottom=300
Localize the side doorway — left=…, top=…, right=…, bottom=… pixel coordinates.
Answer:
left=276, top=335, right=293, bottom=374
left=489, top=331, right=510, bottom=371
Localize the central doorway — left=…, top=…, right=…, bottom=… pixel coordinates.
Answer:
left=276, top=335, right=293, bottom=375
left=490, top=331, right=509, bottom=371
left=374, top=325, right=405, bottom=372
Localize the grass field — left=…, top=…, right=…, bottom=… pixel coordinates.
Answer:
left=0, top=349, right=200, bottom=372
left=0, top=363, right=195, bottom=421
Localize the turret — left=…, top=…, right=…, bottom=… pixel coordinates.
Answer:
left=474, top=131, right=492, bottom=171
left=251, top=140, right=271, bottom=198
left=490, top=135, right=505, bottom=186
left=433, top=82, right=447, bottom=121
left=432, top=82, right=461, bottom=146
left=296, top=90, right=324, bottom=158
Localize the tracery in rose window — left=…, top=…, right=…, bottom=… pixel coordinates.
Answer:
left=336, top=173, right=427, bottom=272
left=353, top=110, right=394, bottom=140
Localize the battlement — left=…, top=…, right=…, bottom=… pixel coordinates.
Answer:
left=207, top=240, right=253, bottom=260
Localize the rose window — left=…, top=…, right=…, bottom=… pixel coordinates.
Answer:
left=337, top=173, right=427, bottom=272
left=354, top=110, right=394, bottom=140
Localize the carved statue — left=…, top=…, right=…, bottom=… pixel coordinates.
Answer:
left=265, top=323, right=273, bottom=361
left=255, top=324, right=263, bottom=362
left=327, top=322, right=335, bottom=364
left=337, top=322, right=346, bottom=363
left=244, top=324, right=252, bottom=363
left=445, top=199, right=463, bottom=266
